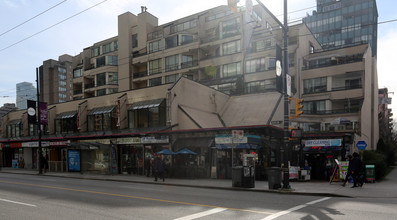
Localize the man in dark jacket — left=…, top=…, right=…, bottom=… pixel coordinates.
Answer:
left=154, top=156, right=165, bottom=182
left=350, top=152, right=362, bottom=188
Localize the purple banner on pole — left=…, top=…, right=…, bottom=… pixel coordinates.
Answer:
left=40, top=102, right=48, bottom=125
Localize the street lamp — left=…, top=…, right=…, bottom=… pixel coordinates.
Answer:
left=256, top=0, right=290, bottom=189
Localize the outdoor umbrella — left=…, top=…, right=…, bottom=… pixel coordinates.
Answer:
left=175, top=148, right=197, bottom=155
left=156, top=149, right=176, bottom=155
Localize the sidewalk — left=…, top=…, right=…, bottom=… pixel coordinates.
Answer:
left=1, top=167, right=396, bottom=198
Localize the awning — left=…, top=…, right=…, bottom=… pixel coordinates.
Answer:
left=55, top=111, right=77, bottom=119
left=129, top=98, right=164, bottom=110
left=88, top=106, right=116, bottom=115
left=216, top=143, right=261, bottom=150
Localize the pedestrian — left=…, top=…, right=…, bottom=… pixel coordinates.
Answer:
left=350, top=152, right=363, bottom=188
left=154, top=155, right=165, bottom=182
left=145, top=157, right=151, bottom=177
left=342, top=155, right=353, bottom=187
left=43, top=154, right=49, bottom=173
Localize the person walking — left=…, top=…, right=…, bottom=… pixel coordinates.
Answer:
left=43, top=154, right=49, bottom=173
left=342, top=155, right=353, bottom=187
left=350, top=152, right=363, bottom=188
left=154, top=155, right=165, bottom=182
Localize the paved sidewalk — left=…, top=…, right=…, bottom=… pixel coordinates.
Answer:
left=1, top=167, right=396, bottom=198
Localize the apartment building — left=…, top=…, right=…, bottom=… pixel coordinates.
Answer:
left=303, top=0, right=378, bottom=56
left=378, top=88, right=393, bottom=139
left=0, top=3, right=379, bottom=180
left=40, top=54, right=74, bottom=104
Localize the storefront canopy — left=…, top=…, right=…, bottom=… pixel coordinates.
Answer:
left=157, top=149, right=175, bottom=155
left=129, top=98, right=164, bottom=110
left=55, top=111, right=77, bottom=119
left=175, top=148, right=197, bottom=155
left=216, top=143, right=261, bottom=150
left=88, top=106, right=116, bottom=115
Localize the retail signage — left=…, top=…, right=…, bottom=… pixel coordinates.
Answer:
left=356, top=141, right=367, bottom=150
left=117, top=137, right=141, bottom=144
left=21, top=142, right=49, bottom=147
left=141, top=136, right=169, bottom=144
left=215, top=136, right=248, bottom=144
left=80, top=139, right=111, bottom=144
left=50, top=141, right=69, bottom=146
left=10, top=143, right=22, bottom=148
left=304, top=139, right=341, bottom=147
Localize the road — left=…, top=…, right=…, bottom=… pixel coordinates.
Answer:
left=0, top=173, right=396, bottom=220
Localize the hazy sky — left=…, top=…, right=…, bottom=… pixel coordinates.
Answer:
left=0, top=0, right=396, bottom=120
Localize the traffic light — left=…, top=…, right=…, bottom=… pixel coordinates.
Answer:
left=295, top=98, right=303, bottom=117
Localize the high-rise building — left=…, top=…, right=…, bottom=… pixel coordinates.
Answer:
left=303, top=0, right=378, bottom=56
left=16, top=82, right=36, bottom=109
left=39, top=54, right=74, bottom=104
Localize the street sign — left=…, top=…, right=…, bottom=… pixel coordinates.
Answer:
left=356, top=141, right=367, bottom=150
left=232, top=130, right=244, bottom=140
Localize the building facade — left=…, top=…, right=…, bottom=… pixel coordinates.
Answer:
left=16, top=82, right=36, bottom=109
left=378, top=88, right=393, bottom=140
left=0, top=3, right=379, bottom=181
left=303, top=0, right=378, bottom=56
left=39, top=55, right=74, bottom=105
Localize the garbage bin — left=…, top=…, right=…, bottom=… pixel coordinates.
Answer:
left=267, top=167, right=282, bottom=189
left=242, top=166, right=255, bottom=188
left=365, top=165, right=375, bottom=183
left=232, top=166, right=243, bottom=187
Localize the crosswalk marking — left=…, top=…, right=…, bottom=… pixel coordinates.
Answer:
left=174, top=208, right=227, bottom=220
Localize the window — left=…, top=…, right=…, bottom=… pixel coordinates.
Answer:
left=222, top=62, right=241, bottom=78
left=246, top=79, right=276, bottom=93
left=107, top=56, right=117, bottom=65
left=310, top=44, right=315, bottom=54
left=222, top=18, right=240, bottom=39
left=129, top=102, right=166, bottom=129
left=113, top=41, right=118, bottom=50
left=304, top=77, right=327, bottom=94
left=181, top=55, right=193, bottom=68
left=165, top=55, right=179, bottom=72
left=165, top=74, right=178, bottom=83
left=132, top=34, right=138, bottom=48
left=148, top=40, right=161, bottom=53
left=96, top=73, right=106, bottom=87
left=91, top=47, right=99, bottom=57
left=147, top=30, right=163, bottom=41
left=223, top=40, right=241, bottom=55
left=345, top=78, right=362, bottom=89
left=7, top=122, right=21, bottom=138
left=88, top=108, right=117, bottom=131
left=149, top=59, right=162, bottom=75
left=303, top=100, right=326, bottom=114
left=102, top=43, right=112, bottom=54
left=166, top=35, right=178, bottom=49
left=108, top=88, right=118, bottom=94
left=268, top=58, right=276, bottom=70
left=149, top=77, right=162, bottom=87
left=170, top=20, right=197, bottom=33
left=253, top=40, right=265, bottom=52
left=55, top=114, right=77, bottom=134
left=181, top=35, right=193, bottom=45
left=107, top=72, right=118, bottom=85
left=97, top=89, right=106, bottom=96
left=245, top=58, right=265, bottom=73
left=96, top=56, right=106, bottom=68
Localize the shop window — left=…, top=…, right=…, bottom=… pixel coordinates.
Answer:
left=128, top=100, right=166, bottom=129
left=88, top=106, right=117, bottom=131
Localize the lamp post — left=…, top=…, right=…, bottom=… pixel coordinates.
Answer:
left=256, top=0, right=290, bottom=189
left=36, top=67, right=43, bottom=174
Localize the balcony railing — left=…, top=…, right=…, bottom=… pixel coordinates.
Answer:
left=302, top=54, right=363, bottom=70
left=303, top=108, right=360, bottom=115
left=133, top=71, right=148, bottom=79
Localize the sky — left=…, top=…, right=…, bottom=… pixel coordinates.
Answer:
left=0, top=0, right=396, bottom=121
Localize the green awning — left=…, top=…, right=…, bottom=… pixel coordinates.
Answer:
left=55, top=111, right=77, bottom=119
left=88, top=106, right=116, bottom=115
left=129, top=98, right=164, bottom=110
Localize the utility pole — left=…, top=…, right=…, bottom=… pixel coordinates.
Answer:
left=256, top=0, right=290, bottom=189
left=36, top=67, right=43, bottom=174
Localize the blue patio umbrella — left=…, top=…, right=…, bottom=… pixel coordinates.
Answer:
left=157, top=149, right=176, bottom=155
left=175, top=148, right=197, bottom=155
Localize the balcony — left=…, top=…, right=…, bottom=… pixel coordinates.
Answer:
left=302, top=54, right=363, bottom=71
left=133, top=70, right=148, bottom=79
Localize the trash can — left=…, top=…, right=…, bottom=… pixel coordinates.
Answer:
left=267, top=167, right=282, bottom=189
left=232, top=166, right=243, bottom=187
left=365, top=165, right=375, bottom=183
left=242, top=166, right=255, bottom=188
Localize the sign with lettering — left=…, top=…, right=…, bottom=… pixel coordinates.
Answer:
left=304, top=139, right=341, bottom=147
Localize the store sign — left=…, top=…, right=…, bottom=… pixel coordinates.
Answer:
left=50, top=141, right=69, bottom=146
left=21, top=142, right=50, bottom=147
left=141, top=136, right=169, bottom=144
left=117, top=137, right=141, bottom=145
left=304, top=139, right=341, bottom=147
left=215, top=136, right=248, bottom=144
left=80, top=139, right=111, bottom=144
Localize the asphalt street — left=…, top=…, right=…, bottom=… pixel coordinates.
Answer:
left=1, top=173, right=396, bottom=220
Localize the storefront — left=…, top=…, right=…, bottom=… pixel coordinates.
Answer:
left=302, top=138, right=345, bottom=180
